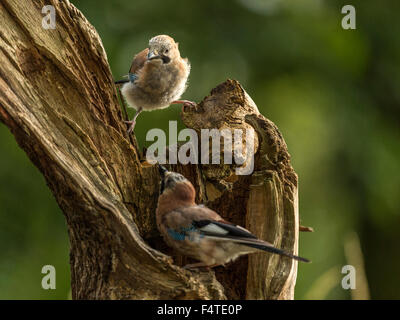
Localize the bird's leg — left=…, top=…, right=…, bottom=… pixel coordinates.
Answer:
left=124, top=107, right=143, bottom=134
left=172, top=100, right=197, bottom=113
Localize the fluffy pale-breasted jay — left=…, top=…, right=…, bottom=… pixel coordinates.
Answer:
left=115, top=35, right=196, bottom=133
left=156, top=165, right=310, bottom=269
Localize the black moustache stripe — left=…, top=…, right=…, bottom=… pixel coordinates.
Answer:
left=162, top=55, right=171, bottom=64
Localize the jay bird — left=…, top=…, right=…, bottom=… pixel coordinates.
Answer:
left=115, top=35, right=196, bottom=133
left=156, top=165, right=310, bottom=269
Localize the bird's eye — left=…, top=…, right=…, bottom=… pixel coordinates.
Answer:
left=165, top=49, right=169, bottom=53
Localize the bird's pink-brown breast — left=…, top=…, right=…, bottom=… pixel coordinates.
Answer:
left=156, top=181, right=196, bottom=219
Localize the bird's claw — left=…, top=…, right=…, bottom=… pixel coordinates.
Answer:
left=172, top=100, right=197, bottom=113
left=183, top=101, right=197, bottom=108
left=182, top=102, right=197, bottom=113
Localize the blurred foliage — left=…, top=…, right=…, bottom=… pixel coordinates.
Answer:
left=0, top=0, right=399, bottom=299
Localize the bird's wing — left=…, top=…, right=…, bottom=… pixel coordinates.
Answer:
left=168, top=206, right=310, bottom=263
left=114, top=48, right=149, bottom=84
left=163, top=205, right=221, bottom=231
left=193, top=219, right=257, bottom=239
left=129, top=47, right=149, bottom=74
left=164, top=206, right=252, bottom=241
left=163, top=205, right=224, bottom=240
left=170, top=205, right=256, bottom=238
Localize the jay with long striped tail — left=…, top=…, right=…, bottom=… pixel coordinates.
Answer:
left=115, top=35, right=196, bottom=133
left=156, top=165, right=310, bottom=269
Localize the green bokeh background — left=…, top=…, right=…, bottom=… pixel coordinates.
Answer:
left=1, top=0, right=399, bottom=299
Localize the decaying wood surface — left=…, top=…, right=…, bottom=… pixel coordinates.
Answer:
left=0, top=0, right=304, bottom=299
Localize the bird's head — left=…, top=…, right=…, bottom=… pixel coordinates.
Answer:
left=158, top=165, right=195, bottom=203
left=147, top=35, right=180, bottom=64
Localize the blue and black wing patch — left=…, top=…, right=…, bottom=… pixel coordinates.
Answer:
left=114, top=73, right=138, bottom=85
left=167, top=225, right=199, bottom=241
left=128, top=73, right=138, bottom=82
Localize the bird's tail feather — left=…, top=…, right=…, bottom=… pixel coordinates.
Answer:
left=242, top=242, right=310, bottom=263
left=203, top=235, right=310, bottom=263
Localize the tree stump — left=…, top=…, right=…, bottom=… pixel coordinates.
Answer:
left=0, top=0, right=303, bottom=299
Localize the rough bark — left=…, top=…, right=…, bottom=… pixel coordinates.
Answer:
left=0, top=0, right=303, bottom=299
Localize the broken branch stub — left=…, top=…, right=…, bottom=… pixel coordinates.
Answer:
left=181, top=81, right=301, bottom=299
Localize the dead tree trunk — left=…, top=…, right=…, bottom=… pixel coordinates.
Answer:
left=0, top=0, right=304, bottom=299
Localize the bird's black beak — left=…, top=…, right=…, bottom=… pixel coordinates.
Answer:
left=158, top=164, right=168, bottom=178
left=158, top=164, right=168, bottom=195
left=148, top=51, right=170, bottom=63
